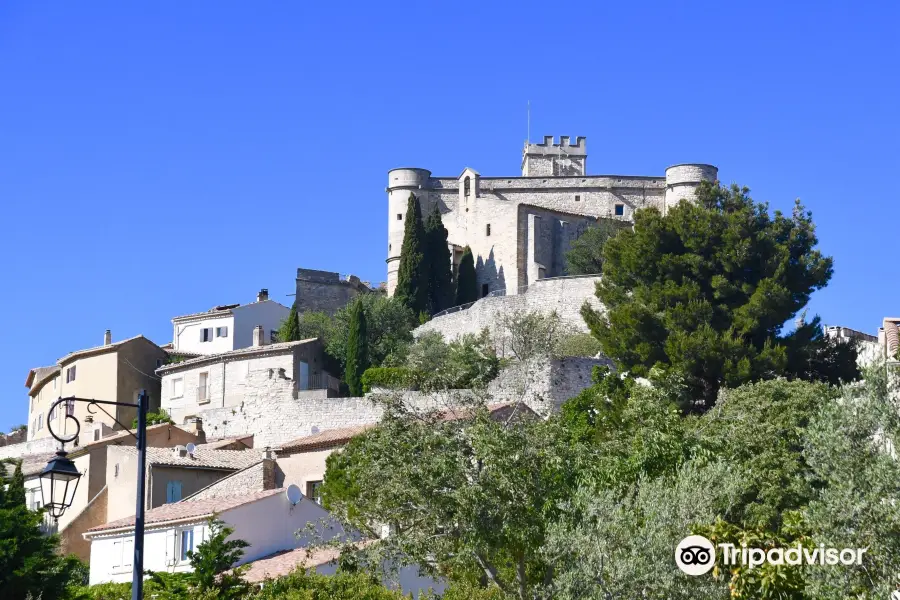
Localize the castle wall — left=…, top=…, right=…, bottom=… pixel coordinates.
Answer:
left=294, top=268, right=370, bottom=315
left=414, top=275, right=604, bottom=356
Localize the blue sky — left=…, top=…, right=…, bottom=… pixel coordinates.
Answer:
left=1, top=1, right=897, bottom=431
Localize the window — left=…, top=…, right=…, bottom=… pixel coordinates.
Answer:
left=200, top=328, right=213, bottom=342
left=180, top=529, right=194, bottom=561
left=396, top=213, right=402, bottom=221
left=167, top=480, right=183, bottom=503
left=114, top=463, right=119, bottom=477
left=66, top=398, right=75, bottom=416
left=486, top=224, right=491, bottom=236
left=270, top=330, right=278, bottom=344
left=53, top=378, right=56, bottom=390
left=614, top=204, right=624, bottom=216
left=172, top=378, right=184, bottom=398
left=122, top=539, right=133, bottom=568
left=481, top=284, right=489, bottom=298
left=464, top=176, right=471, bottom=197
left=156, top=359, right=163, bottom=368
left=198, top=372, right=209, bottom=402
left=49, top=409, right=56, bottom=422
left=306, top=480, right=323, bottom=505
left=66, top=365, right=76, bottom=383
left=111, top=540, right=122, bottom=568
left=37, top=414, right=43, bottom=430
left=575, top=195, right=581, bottom=202
left=215, top=326, right=228, bottom=338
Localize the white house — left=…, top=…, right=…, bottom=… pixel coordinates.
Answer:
left=171, top=289, right=290, bottom=356
left=83, top=487, right=343, bottom=585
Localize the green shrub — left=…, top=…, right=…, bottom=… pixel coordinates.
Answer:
left=361, top=367, right=422, bottom=392
left=553, top=333, right=603, bottom=357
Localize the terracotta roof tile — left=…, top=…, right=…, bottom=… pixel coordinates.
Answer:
left=86, top=488, right=283, bottom=534
left=277, top=425, right=375, bottom=454
left=242, top=541, right=375, bottom=583
left=111, top=445, right=261, bottom=470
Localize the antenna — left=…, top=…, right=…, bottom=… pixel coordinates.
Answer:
left=526, top=100, right=530, bottom=144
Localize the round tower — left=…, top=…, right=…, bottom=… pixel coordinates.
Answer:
left=386, top=168, right=432, bottom=296
left=664, top=164, right=718, bottom=210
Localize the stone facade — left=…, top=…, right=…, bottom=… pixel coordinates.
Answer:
left=294, top=268, right=375, bottom=315
left=386, top=136, right=717, bottom=296
left=159, top=340, right=335, bottom=426
left=414, top=275, right=604, bottom=355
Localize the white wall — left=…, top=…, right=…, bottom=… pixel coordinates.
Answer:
left=88, top=492, right=341, bottom=585
left=232, top=302, right=290, bottom=349
left=173, top=315, right=236, bottom=356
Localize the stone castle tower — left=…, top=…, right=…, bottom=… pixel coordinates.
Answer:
left=386, top=136, right=717, bottom=299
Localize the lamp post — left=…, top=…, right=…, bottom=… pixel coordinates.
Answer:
left=41, top=391, right=149, bottom=600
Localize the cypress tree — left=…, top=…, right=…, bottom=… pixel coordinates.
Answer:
left=455, top=246, right=478, bottom=305
left=3, top=461, right=25, bottom=507
left=344, top=299, right=369, bottom=396
left=278, top=304, right=302, bottom=342
left=424, top=204, right=453, bottom=314
left=394, top=193, right=429, bottom=315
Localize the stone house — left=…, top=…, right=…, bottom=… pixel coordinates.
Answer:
left=104, top=445, right=264, bottom=524
left=386, top=135, right=717, bottom=298
left=170, top=289, right=289, bottom=356
left=157, top=330, right=339, bottom=427
left=24, top=331, right=167, bottom=443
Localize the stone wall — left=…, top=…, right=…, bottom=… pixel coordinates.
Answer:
left=295, top=268, right=372, bottom=315
left=0, top=435, right=58, bottom=460
left=198, top=371, right=385, bottom=448
left=187, top=459, right=276, bottom=501
left=415, top=275, right=604, bottom=356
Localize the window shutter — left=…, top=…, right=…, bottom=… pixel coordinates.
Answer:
left=165, top=529, right=176, bottom=566
left=123, top=539, right=134, bottom=567
left=112, top=540, right=122, bottom=568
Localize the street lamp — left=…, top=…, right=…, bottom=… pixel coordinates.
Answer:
left=38, top=450, right=81, bottom=520
left=43, top=391, right=149, bottom=600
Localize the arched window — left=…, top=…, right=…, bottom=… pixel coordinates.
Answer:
left=464, top=176, right=471, bottom=197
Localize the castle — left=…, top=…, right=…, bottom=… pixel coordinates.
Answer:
left=386, top=136, right=718, bottom=298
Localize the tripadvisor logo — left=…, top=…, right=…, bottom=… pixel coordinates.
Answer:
left=675, top=535, right=868, bottom=576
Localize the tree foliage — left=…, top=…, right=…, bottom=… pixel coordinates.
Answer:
left=564, top=218, right=629, bottom=275
left=344, top=299, right=369, bottom=397
left=425, top=204, right=454, bottom=315
left=395, top=193, right=429, bottom=315
left=321, top=398, right=581, bottom=600
left=0, top=460, right=84, bottom=600
left=582, top=181, right=859, bottom=410
left=187, top=517, right=251, bottom=599
left=455, top=246, right=478, bottom=306
left=496, top=309, right=574, bottom=361
left=327, top=295, right=416, bottom=373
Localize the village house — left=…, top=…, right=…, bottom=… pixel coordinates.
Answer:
left=170, top=289, right=289, bottom=356
left=18, top=423, right=203, bottom=559
left=83, top=488, right=343, bottom=585
left=157, top=328, right=339, bottom=427
left=24, top=331, right=167, bottom=443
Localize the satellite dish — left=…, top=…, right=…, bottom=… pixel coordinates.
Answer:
left=286, top=484, right=303, bottom=506
left=185, top=443, right=197, bottom=454
left=310, top=426, right=320, bottom=434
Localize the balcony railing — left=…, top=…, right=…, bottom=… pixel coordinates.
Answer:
left=302, top=372, right=341, bottom=392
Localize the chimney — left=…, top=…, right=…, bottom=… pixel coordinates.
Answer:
left=104, top=329, right=112, bottom=345
left=253, top=325, right=265, bottom=347
left=257, top=288, right=269, bottom=302
left=186, top=417, right=205, bottom=440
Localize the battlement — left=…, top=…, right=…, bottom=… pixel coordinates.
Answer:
left=524, top=135, right=587, bottom=156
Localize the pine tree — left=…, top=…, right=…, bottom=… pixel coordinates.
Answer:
left=394, top=193, right=429, bottom=315
left=278, top=304, right=302, bottom=342
left=187, top=516, right=250, bottom=600
left=4, top=461, right=26, bottom=508
left=344, top=299, right=369, bottom=396
left=424, top=204, right=453, bottom=314
left=455, top=246, right=478, bottom=305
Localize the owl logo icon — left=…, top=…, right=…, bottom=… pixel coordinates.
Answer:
left=675, top=535, right=716, bottom=576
